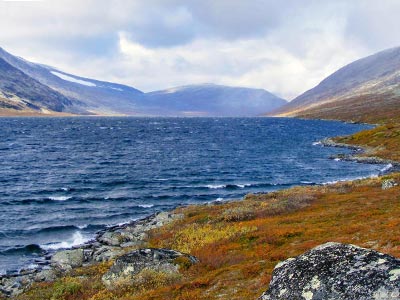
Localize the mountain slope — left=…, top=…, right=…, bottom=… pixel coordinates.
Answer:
left=0, top=47, right=144, bottom=115
left=273, top=47, right=400, bottom=123
left=0, top=57, right=73, bottom=113
left=145, top=84, right=287, bottom=116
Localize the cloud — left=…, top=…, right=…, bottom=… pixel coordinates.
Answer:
left=0, top=0, right=399, bottom=100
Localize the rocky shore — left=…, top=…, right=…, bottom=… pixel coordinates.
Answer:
left=0, top=211, right=186, bottom=297
left=320, top=138, right=400, bottom=173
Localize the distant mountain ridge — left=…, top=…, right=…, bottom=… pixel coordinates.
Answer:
left=0, top=47, right=286, bottom=116
left=273, top=46, right=400, bottom=122
left=145, top=84, right=287, bottom=116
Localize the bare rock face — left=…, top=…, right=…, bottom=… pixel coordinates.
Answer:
left=102, top=248, right=198, bottom=288
left=259, top=242, right=400, bottom=300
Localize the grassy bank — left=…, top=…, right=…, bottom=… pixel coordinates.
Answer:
left=9, top=114, right=400, bottom=300
left=334, top=122, right=400, bottom=161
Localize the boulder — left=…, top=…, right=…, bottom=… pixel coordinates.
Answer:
left=97, top=231, right=125, bottom=246
left=92, top=246, right=124, bottom=262
left=51, top=249, right=84, bottom=270
left=34, top=269, right=57, bottom=282
left=102, top=248, right=198, bottom=287
left=259, top=242, right=400, bottom=300
left=382, top=179, right=398, bottom=190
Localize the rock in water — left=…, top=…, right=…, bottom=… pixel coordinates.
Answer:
left=259, top=242, right=400, bottom=300
left=102, top=248, right=198, bottom=287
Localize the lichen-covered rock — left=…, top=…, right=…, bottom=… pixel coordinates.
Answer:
left=382, top=178, right=398, bottom=190
left=97, top=231, right=125, bottom=246
left=102, top=248, right=198, bottom=287
left=51, top=249, right=84, bottom=270
left=92, top=246, right=124, bottom=262
left=259, top=242, right=400, bottom=300
left=34, top=269, right=57, bottom=282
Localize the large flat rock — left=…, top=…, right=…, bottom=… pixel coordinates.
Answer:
left=259, top=242, right=400, bottom=300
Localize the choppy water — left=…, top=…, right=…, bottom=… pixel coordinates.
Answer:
left=0, top=117, right=385, bottom=273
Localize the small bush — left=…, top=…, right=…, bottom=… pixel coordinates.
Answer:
left=88, top=290, right=116, bottom=300
left=51, top=277, right=82, bottom=300
left=132, top=268, right=181, bottom=290
left=221, top=206, right=256, bottom=222
left=171, top=223, right=257, bottom=253
left=174, top=256, right=195, bottom=270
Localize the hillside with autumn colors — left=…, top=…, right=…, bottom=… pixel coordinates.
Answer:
left=271, top=47, right=400, bottom=124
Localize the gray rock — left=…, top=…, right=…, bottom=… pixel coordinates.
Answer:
left=93, top=246, right=124, bottom=262
left=382, top=179, right=398, bottom=190
left=97, top=231, right=125, bottom=246
left=102, top=248, right=198, bottom=287
left=0, top=275, right=31, bottom=297
left=259, top=242, right=400, bottom=300
left=34, top=269, right=57, bottom=282
left=51, top=249, right=84, bottom=270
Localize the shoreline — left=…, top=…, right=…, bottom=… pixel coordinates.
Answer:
left=319, top=137, right=400, bottom=173
left=1, top=123, right=398, bottom=297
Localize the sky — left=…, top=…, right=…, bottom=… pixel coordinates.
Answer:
left=1, top=0, right=400, bottom=100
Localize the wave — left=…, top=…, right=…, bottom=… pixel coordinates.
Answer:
left=48, top=196, right=72, bottom=201
left=322, top=173, right=379, bottom=185
left=206, top=184, right=226, bottom=189
left=380, top=163, right=393, bottom=174
left=0, top=244, right=44, bottom=256
left=40, top=231, right=90, bottom=251
left=206, top=183, right=252, bottom=189
left=300, top=181, right=316, bottom=185
left=11, top=196, right=73, bottom=205
left=33, top=224, right=81, bottom=234
left=138, top=204, right=154, bottom=208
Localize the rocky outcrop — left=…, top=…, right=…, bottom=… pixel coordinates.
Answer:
left=95, top=211, right=182, bottom=248
left=102, top=248, right=198, bottom=287
left=259, top=242, right=400, bottom=300
left=0, top=268, right=58, bottom=297
left=320, top=138, right=364, bottom=151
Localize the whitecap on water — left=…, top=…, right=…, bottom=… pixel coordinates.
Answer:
left=40, top=231, right=89, bottom=250
left=206, top=184, right=226, bottom=189
left=48, top=196, right=71, bottom=201
left=138, top=204, right=154, bottom=208
left=380, top=163, right=393, bottom=173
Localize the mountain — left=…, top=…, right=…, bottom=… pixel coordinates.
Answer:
left=144, top=84, right=287, bottom=116
left=0, top=47, right=286, bottom=116
left=272, top=47, right=400, bottom=123
left=0, top=47, right=144, bottom=115
left=0, top=57, right=73, bottom=113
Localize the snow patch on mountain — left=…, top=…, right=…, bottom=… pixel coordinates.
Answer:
left=51, top=71, right=96, bottom=87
